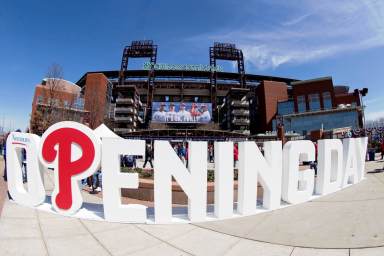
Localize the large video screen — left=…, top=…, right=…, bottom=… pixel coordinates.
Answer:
left=152, top=102, right=212, bottom=123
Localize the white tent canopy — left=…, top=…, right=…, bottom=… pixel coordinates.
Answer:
left=93, top=124, right=120, bottom=139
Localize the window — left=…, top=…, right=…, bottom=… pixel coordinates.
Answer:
left=297, top=95, right=306, bottom=112
left=282, top=110, right=359, bottom=135
left=278, top=101, right=294, bottom=115
left=309, top=93, right=320, bottom=111
left=37, top=96, right=43, bottom=104
left=75, top=98, right=84, bottom=109
left=322, top=92, right=332, bottom=109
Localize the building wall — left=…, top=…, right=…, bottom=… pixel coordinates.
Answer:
left=282, top=110, right=360, bottom=135
left=334, top=91, right=363, bottom=127
left=275, top=77, right=365, bottom=135
left=31, top=85, right=79, bottom=116
left=257, top=81, right=288, bottom=132
left=292, top=77, right=335, bottom=111
left=83, top=73, right=110, bottom=129
left=334, top=93, right=360, bottom=106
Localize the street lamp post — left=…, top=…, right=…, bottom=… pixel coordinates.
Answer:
left=358, top=88, right=368, bottom=129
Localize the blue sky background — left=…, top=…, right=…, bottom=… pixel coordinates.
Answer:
left=1, top=0, right=384, bottom=130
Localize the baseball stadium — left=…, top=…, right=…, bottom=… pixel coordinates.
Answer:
left=75, top=40, right=367, bottom=141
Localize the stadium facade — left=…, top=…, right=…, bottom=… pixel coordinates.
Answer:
left=74, top=40, right=367, bottom=141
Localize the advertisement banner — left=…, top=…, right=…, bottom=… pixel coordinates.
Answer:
left=152, top=102, right=212, bottom=123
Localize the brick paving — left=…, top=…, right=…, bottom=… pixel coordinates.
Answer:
left=2, top=158, right=384, bottom=255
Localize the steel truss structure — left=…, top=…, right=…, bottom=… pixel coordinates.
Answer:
left=118, top=40, right=157, bottom=111
left=209, top=42, right=245, bottom=111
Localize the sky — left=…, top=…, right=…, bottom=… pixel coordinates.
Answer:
left=1, top=0, right=384, bottom=131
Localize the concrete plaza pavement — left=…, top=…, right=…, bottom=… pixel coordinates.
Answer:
left=2, top=157, right=384, bottom=255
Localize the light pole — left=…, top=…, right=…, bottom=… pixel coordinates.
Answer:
left=358, top=88, right=368, bottom=129
left=216, top=106, right=221, bottom=128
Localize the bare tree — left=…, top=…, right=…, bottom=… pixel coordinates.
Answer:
left=31, top=64, right=66, bottom=135
left=42, top=63, right=64, bottom=125
left=30, top=110, right=44, bottom=135
left=31, top=64, right=90, bottom=134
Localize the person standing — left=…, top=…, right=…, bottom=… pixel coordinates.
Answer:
left=126, top=155, right=136, bottom=168
left=198, top=104, right=211, bottom=123
left=234, top=143, right=239, bottom=168
left=177, top=103, right=192, bottom=122
left=190, top=103, right=201, bottom=122
left=185, top=144, right=189, bottom=168
left=173, top=144, right=178, bottom=154
left=380, top=140, right=384, bottom=160
left=92, top=170, right=102, bottom=192
left=21, top=148, right=27, bottom=183
left=3, top=133, right=12, bottom=200
left=208, top=145, right=214, bottom=163
left=178, top=144, right=186, bottom=165
left=309, top=146, right=318, bottom=175
left=143, top=143, right=153, bottom=169
left=166, top=103, right=178, bottom=122
left=153, top=103, right=167, bottom=122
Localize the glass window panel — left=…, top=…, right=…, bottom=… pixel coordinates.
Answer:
left=297, top=95, right=306, bottom=113
left=283, top=110, right=359, bottom=135
left=309, top=93, right=320, bottom=111
left=278, top=100, right=294, bottom=115
left=322, top=92, right=332, bottom=109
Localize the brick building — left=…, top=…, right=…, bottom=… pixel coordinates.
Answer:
left=30, top=78, right=88, bottom=134
left=82, top=73, right=113, bottom=129
left=30, top=73, right=113, bottom=134
left=275, top=77, right=366, bottom=138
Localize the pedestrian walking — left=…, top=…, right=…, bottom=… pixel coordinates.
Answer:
left=143, top=143, right=153, bottom=169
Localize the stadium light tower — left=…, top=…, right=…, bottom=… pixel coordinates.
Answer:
left=209, top=42, right=245, bottom=112
left=118, top=40, right=158, bottom=112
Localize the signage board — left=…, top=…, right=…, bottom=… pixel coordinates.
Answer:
left=6, top=121, right=368, bottom=224
left=152, top=102, right=212, bottom=123
left=143, top=62, right=223, bottom=72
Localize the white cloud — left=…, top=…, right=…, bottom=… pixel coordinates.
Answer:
left=281, top=13, right=312, bottom=26
left=188, top=0, right=384, bottom=70
left=364, top=97, right=382, bottom=106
